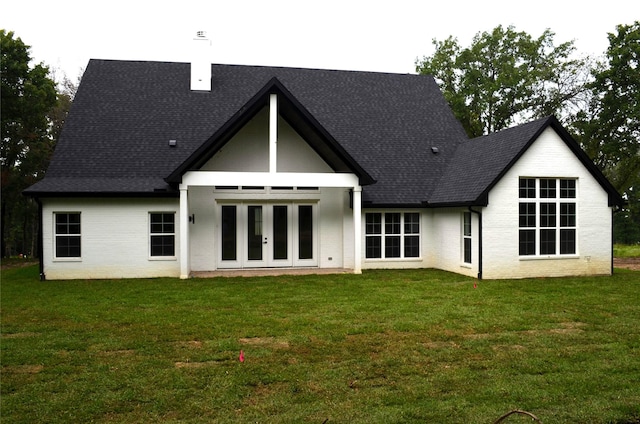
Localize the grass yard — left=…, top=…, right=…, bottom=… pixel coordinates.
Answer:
left=2, top=266, right=639, bottom=423
left=615, top=244, right=640, bottom=258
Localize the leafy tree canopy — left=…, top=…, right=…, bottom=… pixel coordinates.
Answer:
left=416, top=25, right=590, bottom=137
left=571, top=22, right=640, bottom=243
left=572, top=22, right=640, bottom=191
left=1, top=29, right=57, bottom=178
left=1, top=29, right=58, bottom=257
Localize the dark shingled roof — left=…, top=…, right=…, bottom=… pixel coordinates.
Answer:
left=428, top=116, right=624, bottom=207
left=24, top=60, right=622, bottom=207
left=25, top=59, right=468, bottom=205
left=428, top=117, right=551, bottom=206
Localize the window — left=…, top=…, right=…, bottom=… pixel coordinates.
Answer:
left=462, top=212, right=472, bottom=264
left=298, top=205, right=313, bottom=260
left=519, top=178, right=577, bottom=256
left=221, top=206, right=237, bottom=261
left=404, top=213, right=420, bottom=258
left=150, top=213, right=175, bottom=257
left=365, top=212, right=420, bottom=259
left=55, top=213, right=81, bottom=258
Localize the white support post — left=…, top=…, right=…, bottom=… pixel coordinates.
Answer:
left=353, top=186, right=362, bottom=274
left=269, top=93, right=278, bottom=173
left=179, top=188, right=190, bottom=279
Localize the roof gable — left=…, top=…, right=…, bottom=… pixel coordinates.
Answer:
left=24, top=60, right=468, bottom=202
left=428, top=116, right=623, bottom=207
left=166, top=77, right=374, bottom=184
left=198, top=107, right=335, bottom=173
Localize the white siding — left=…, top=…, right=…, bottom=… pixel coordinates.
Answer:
left=276, top=116, right=334, bottom=173
left=200, top=108, right=269, bottom=172
left=482, top=127, right=613, bottom=279
left=42, top=198, right=181, bottom=280
left=188, top=186, right=217, bottom=271
left=429, top=208, right=479, bottom=278
left=200, top=108, right=332, bottom=173
left=317, top=188, right=347, bottom=268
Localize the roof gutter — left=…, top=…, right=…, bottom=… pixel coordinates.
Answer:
left=23, top=191, right=180, bottom=199
left=424, top=193, right=489, bottom=209
left=469, top=206, right=483, bottom=280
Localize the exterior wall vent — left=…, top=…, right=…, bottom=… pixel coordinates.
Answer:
left=169, top=139, right=177, bottom=147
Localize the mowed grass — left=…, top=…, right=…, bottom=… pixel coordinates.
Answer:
left=2, top=266, right=639, bottom=423
left=615, top=244, right=640, bottom=258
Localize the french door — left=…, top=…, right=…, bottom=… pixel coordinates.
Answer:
left=218, top=203, right=317, bottom=268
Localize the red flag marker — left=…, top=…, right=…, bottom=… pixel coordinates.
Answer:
left=473, top=281, right=477, bottom=289
left=239, top=350, right=245, bottom=363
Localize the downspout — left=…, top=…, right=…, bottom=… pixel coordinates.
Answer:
left=35, top=198, right=45, bottom=281
left=611, top=207, right=618, bottom=275
left=469, top=206, right=482, bottom=280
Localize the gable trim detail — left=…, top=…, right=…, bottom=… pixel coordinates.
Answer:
left=428, top=116, right=623, bottom=208
left=165, top=77, right=375, bottom=186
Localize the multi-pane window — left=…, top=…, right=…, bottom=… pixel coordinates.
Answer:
left=519, top=178, right=577, bottom=256
left=55, top=213, right=81, bottom=258
left=462, top=212, right=472, bottom=264
left=365, top=212, right=420, bottom=259
left=404, top=213, right=420, bottom=258
left=150, top=213, right=175, bottom=257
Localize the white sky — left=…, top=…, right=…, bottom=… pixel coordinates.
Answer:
left=2, top=0, right=638, bottom=83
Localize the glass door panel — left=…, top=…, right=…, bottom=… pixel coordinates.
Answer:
left=273, top=205, right=288, bottom=260
left=298, top=205, right=313, bottom=260
left=221, top=205, right=237, bottom=261
left=247, top=206, right=263, bottom=261
left=293, top=204, right=317, bottom=267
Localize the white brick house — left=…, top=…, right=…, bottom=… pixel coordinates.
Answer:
left=25, top=59, right=622, bottom=280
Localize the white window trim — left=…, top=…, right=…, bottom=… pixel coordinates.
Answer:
left=518, top=178, right=579, bottom=259
left=462, top=211, right=472, bottom=265
left=149, top=212, right=177, bottom=260
left=53, top=212, right=82, bottom=262
left=364, top=211, right=422, bottom=261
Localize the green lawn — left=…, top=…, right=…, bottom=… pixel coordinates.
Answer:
left=2, top=266, right=639, bottom=423
left=615, top=244, right=640, bottom=258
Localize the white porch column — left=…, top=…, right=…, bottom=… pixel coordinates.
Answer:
left=353, top=186, right=362, bottom=274
left=179, top=187, right=190, bottom=279
left=269, top=93, right=278, bottom=173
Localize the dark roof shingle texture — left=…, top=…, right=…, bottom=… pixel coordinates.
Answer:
left=428, top=117, right=551, bottom=205
left=26, top=60, right=469, bottom=204
left=26, top=60, right=620, bottom=207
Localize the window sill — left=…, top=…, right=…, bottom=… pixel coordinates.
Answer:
left=519, top=255, right=580, bottom=261
left=148, top=256, right=177, bottom=261
left=365, top=257, right=423, bottom=262
left=460, top=263, right=472, bottom=269
left=53, top=258, right=82, bottom=262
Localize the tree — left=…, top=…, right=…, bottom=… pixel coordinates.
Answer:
left=570, top=22, right=640, bottom=243
left=416, top=25, right=591, bottom=137
left=1, top=30, right=58, bottom=257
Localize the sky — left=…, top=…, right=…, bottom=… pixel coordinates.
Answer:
left=2, top=0, right=639, bottom=83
